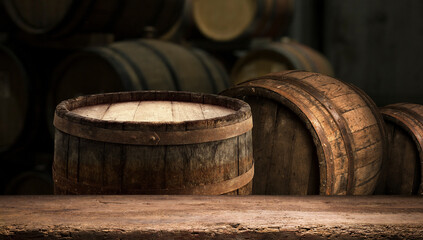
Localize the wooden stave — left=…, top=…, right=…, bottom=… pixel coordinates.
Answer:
left=2, top=0, right=185, bottom=39
left=231, top=41, right=334, bottom=85
left=378, top=103, right=423, bottom=195
left=221, top=70, right=384, bottom=195
left=192, top=0, right=293, bottom=42
left=52, top=90, right=253, bottom=195
left=53, top=131, right=254, bottom=195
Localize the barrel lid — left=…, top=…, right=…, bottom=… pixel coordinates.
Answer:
left=54, top=91, right=252, bottom=145
left=193, top=0, right=257, bottom=41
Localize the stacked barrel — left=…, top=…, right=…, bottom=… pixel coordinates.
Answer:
left=0, top=0, right=420, bottom=196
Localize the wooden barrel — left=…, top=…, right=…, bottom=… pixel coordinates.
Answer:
left=4, top=170, right=53, bottom=194
left=52, top=90, right=254, bottom=195
left=192, top=0, right=294, bottom=42
left=47, top=39, right=229, bottom=135
left=221, top=70, right=386, bottom=195
left=0, top=45, right=28, bottom=152
left=2, top=0, right=185, bottom=39
left=231, top=40, right=334, bottom=85
left=374, top=103, right=423, bottom=195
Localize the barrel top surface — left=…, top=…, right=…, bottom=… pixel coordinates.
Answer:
left=72, top=100, right=236, bottom=123
left=193, top=0, right=256, bottom=41
left=53, top=91, right=252, bottom=145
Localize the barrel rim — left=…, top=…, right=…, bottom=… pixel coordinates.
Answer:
left=54, top=90, right=252, bottom=145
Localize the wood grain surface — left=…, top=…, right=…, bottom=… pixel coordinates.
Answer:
left=72, top=101, right=235, bottom=122
left=1, top=195, right=422, bottom=239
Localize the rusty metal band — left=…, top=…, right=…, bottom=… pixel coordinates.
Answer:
left=53, top=115, right=252, bottom=145
left=243, top=79, right=335, bottom=195
left=254, top=75, right=356, bottom=194
left=53, top=164, right=254, bottom=195
left=381, top=106, right=423, bottom=195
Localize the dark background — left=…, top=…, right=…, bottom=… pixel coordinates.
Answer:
left=291, top=0, right=423, bottom=106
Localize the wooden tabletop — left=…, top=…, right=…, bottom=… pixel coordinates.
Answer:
left=1, top=195, right=422, bottom=239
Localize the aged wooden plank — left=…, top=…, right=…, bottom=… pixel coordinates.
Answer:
left=0, top=196, right=422, bottom=239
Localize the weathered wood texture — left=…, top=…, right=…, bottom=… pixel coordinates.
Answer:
left=2, top=0, right=185, bottom=39
left=231, top=40, right=334, bottom=85
left=221, top=70, right=386, bottom=195
left=192, top=0, right=294, bottom=42
left=47, top=38, right=229, bottom=135
left=53, top=91, right=253, bottom=195
left=1, top=195, right=423, bottom=239
left=0, top=45, right=28, bottom=152
left=375, top=103, right=423, bottom=195
left=323, top=0, right=423, bottom=106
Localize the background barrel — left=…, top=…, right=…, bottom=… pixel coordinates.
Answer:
left=2, top=0, right=185, bottom=39
left=47, top=39, right=229, bottom=135
left=0, top=0, right=15, bottom=32
left=192, top=0, right=294, bottom=42
left=4, top=168, right=53, bottom=194
left=231, top=39, right=334, bottom=85
left=375, top=103, right=423, bottom=195
left=53, top=91, right=253, bottom=195
left=221, top=70, right=386, bottom=195
left=0, top=45, right=28, bottom=152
